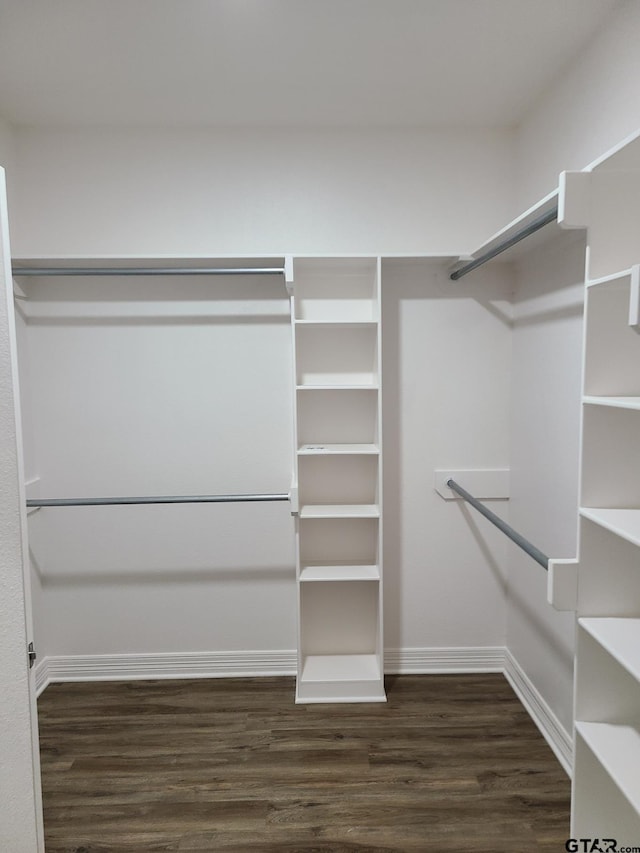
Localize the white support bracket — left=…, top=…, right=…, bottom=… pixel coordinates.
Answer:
left=284, top=255, right=294, bottom=297
left=289, top=481, right=298, bottom=515
left=558, top=170, right=591, bottom=230
left=547, top=558, right=578, bottom=611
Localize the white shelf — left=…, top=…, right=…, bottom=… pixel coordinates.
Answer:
left=586, top=268, right=633, bottom=289
left=584, top=396, right=640, bottom=411
left=300, top=653, right=381, bottom=683
left=451, top=188, right=559, bottom=270
left=580, top=618, right=640, bottom=682
left=580, top=507, right=640, bottom=548
left=575, top=722, right=640, bottom=816
left=296, top=383, right=379, bottom=390
left=297, top=443, right=379, bottom=455
left=299, top=504, right=380, bottom=519
left=300, top=564, right=380, bottom=582
left=294, top=320, right=378, bottom=328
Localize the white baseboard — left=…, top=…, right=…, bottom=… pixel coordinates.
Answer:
left=384, top=645, right=505, bottom=673
left=34, top=649, right=296, bottom=695
left=34, top=645, right=574, bottom=776
left=503, top=648, right=573, bottom=776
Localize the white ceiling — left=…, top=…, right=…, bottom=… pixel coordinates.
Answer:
left=0, top=0, right=622, bottom=129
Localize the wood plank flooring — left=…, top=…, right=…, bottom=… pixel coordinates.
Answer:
left=38, top=674, right=571, bottom=852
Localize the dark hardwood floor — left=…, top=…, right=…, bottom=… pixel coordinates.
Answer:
left=38, top=673, right=571, bottom=852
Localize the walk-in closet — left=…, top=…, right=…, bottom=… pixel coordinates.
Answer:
left=2, top=1, right=640, bottom=850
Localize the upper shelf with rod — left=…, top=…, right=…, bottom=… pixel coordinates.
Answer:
left=449, top=128, right=640, bottom=283
left=11, top=256, right=288, bottom=278
left=449, top=189, right=562, bottom=281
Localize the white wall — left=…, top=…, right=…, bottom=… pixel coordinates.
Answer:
left=507, top=232, right=586, bottom=735
left=8, top=126, right=513, bottom=258
left=18, top=257, right=516, bottom=666
left=382, top=259, right=512, bottom=655
left=7, top=125, right=515, bottom=666
left=515, top=0, right=640, bottom=211
left=19, top=272, right=296, bottom=660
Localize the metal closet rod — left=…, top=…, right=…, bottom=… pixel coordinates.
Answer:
left=12, top=266, right=285, bottom=277
left=449, top=205, right=559, bottom=281
left=27, top=493, right=290, bottom=508
left=446, top=479, right=549, bottom=570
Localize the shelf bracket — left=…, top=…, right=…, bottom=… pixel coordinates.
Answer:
left=547, top=558, right=578, bottom=611
left=558, top=170, right=591, bottom=230
left=284, top=255, right=294, bottom=297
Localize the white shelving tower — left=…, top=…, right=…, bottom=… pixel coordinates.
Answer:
left=557, top=146, right=640, bottom=843
left=288, top=257, right=386, bottom=703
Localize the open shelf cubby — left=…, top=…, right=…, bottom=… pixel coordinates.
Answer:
left=292, top=258, right=378, bottom=322
left=297, top=454, right=378, bottom=507
left=575, top=515, right=640, bottom=620
left=585, top=170, right=640, bottom=281
left=295, top=323, right=378, bottom=387
left=580, top=404, right=640, bottom=509
left=575, top=624, right=640, bottom=723
left=298, top=517, right=379, bottom=568
left=573, top=725, right=640, bottom=846
left=296, top=388, right=379, bottom=446
left=584, top=271, right=640, bottom=398
left=297, top=580, right=383, bottom=702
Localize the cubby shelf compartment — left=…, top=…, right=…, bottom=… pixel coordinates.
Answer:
left=575, top=723, right=640, bottom=820
left=298, top=578, right=382, bottom=702
left=298, top=454, right=378, bottom=507
left=295, top=323, right=378, bottom=387
left=580, top=507, right=640, bottom=548
left=296, top=389, right=379, bottom=446
left=573, top=726, right=640, bottom=844
left=298, top=517, right=379, bottom=567
left=581, top=169, right=640, bottom=281
left=292, top=258, right=379, bottom=323
left=580, top=405, right=640, bottom=509
left=576, top=516, right=640, bottom=617
left=579, top=618, right=640, bottom=681
left=584, top=269, right=640, bottom=397
left=299, top=564, right=380, bottom=582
